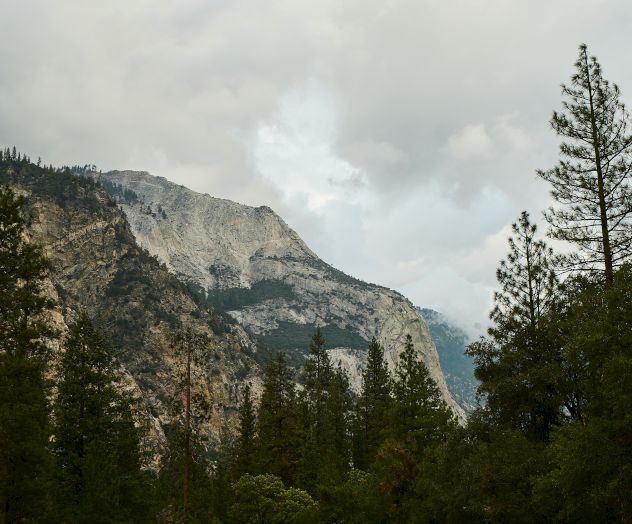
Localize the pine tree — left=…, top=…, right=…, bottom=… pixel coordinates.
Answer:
left=353, top=337, right=392, bottom=470
left=233, top=383, right=257, bottom=478
left=489, top=212, right=558, bottom=344
left=256, top=352, right=303, bottom=486
left=299, top=328, right=352, bottom=491
left=467, top=212, right=570, bottom=441
left=538, top=44, right=632, bottom=284
left=389, top=335, right=453, bottom=450
left=0, top=186, right=56, bottom=521
left=158, top=327, right=213, bottom=522
left=53, top=312, right=151, bottom=522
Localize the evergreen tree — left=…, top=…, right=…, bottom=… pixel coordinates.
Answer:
left=467, top=212, right=569, bottom=441
left=299, top=329, right=352, bottom=492
left=233, top=383, right=257, bottom=478
left=352, top=337, right=391, bottom=470
left=158, top=327, right=213, bottom=522
left=533, top=266, right=632, bottom=521
left=389, top=335, right=453, bottom=450
left=538, top=44, right=632, bottom=284
left=53, top=312, right=151, bottom=522
left=0, top=186, right=56, bottom=521
left=256, top=352, right=303, bottom=486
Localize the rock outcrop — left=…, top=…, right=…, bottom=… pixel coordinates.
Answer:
left=418, top=308, right=478, bottom=413
left=1, top=164, right=262, bottom=451
left=96, top=170, right=464, bottom=419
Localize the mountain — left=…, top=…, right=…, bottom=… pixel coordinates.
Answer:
left=1, top=161, right=262, bottom=451
left=418, top=308, right=478, bottom=413
left=93, top=169, right=464, bottom=419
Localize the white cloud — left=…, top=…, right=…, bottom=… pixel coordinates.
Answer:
left=446, top=124, right=494, bottom=159
left=2, top=0, right=632, bottom=332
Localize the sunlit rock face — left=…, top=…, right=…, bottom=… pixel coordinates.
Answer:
left=98, top=170, right=464, bottom=420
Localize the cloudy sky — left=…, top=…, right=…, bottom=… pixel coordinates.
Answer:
left=1, top=0, right=631, bottom=333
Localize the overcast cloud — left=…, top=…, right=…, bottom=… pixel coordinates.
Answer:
left=1, top=0, right=631, bottom=332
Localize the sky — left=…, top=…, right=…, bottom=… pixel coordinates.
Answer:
left=1, top=0, right=631, bottom=334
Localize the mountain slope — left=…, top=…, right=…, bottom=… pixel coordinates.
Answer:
left=1, top=160, right=261, bottom=449
left=418, top=308, right=478, bottom=413
left=95, top=170, right=463, bottom=419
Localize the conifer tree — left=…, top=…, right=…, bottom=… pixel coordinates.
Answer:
left=468, top=212, right=569, bottom=440
left=353, top=337, right=392, bottom=470
left=53, top=312, right=151, bottom=522
left=0, top=186, right=56, bottom=521
left=389, top=335, right=453, bottom=450
left=538, top=44, right=632, bottom=284
left=299, top=328, right=352, bottom=491
left=158, top=327, right=213, bottom=522
left=256, top=352, right=303, bottom=486
left=233, top=383, right=257, bottom=478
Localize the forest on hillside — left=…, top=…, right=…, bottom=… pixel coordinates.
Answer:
left=1, top=44, right=632, bottom=523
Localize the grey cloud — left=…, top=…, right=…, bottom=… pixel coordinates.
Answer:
left=1, top=0, right=632, bottom=329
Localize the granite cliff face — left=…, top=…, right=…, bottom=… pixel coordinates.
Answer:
left=95, top=170, right=464, bottom=419
left=1, top=164, right=262, bottom=451
left=418, top=308, right=478, bottom=413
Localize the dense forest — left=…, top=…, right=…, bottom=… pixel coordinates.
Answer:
left=1, top=44, right=632, bottom=522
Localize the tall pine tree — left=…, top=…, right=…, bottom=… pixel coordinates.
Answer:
left=299, top=328, right=352, bottom=492
left=352, top=337, right=391, bottom=470
left=233, top=383, right=257, bottom=479
left=467, top=212, right=569, bottom=441
left=389, top=335, right=453, bottom=450
left=0, top=186, right=56, bottom=522
left=538, top=44, right=632, bottom=284
left=158, top=327, right=214, bottom=522
left=256, top=352, right=303, bottom=486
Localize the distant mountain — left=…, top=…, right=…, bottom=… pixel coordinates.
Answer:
left=93, top=169, right=464, bottom=420
left=1, top=161, right=262, bottom=451
left=417, top=308, right=478, bottom=413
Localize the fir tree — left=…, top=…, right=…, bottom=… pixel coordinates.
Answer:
left=299, top=329, right=352, bottom=492
left=467, top=212, right=570, bottom=441
left=389, top=335, right=453, bottom=450
left=0, top=186, right=56, bottom=521
left=538, top=44, right=632, bottom=284
left=53, top=313, right=151, bottom=522
left=353, top=338, right=392, bottom=470
left=233, top=383, right=257, bottom=478
left=256, top=352, right=303, bottom=486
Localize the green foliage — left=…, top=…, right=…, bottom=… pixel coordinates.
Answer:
left=0, top=185, right=56, bottom=521
left=298, top=329, right=353, bottom=493
left=258, top=321, right=367, bottom=363
left=538, top=44, right=632, bottom=283
left=533, top=267, right=632, bottom=522
left=157, top=328, right=215, bottom=522
left=0, top=153, right=102, bottom=211
left=205, top=279, right=296, bottom=311
left=101, top=178, right=139, bottom=204
left=389, top=334, right=455, bottom=450
left=468, top=212, right=569, bottom=441
left=317, top=470, right=381, bottom=524
left=156, top=425, right=215, bottom=523
left=53, top=313, right=152, bottom=522
left=352, top=337, right=392, bottom=470
left=233, top=383, right=257, bottom=478
left=229, top=474, right=317, bottom=524
left=255, top=353, right=304, bottom=486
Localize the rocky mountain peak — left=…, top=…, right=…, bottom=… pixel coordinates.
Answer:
left=96, top=169, right=465, bottom=420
